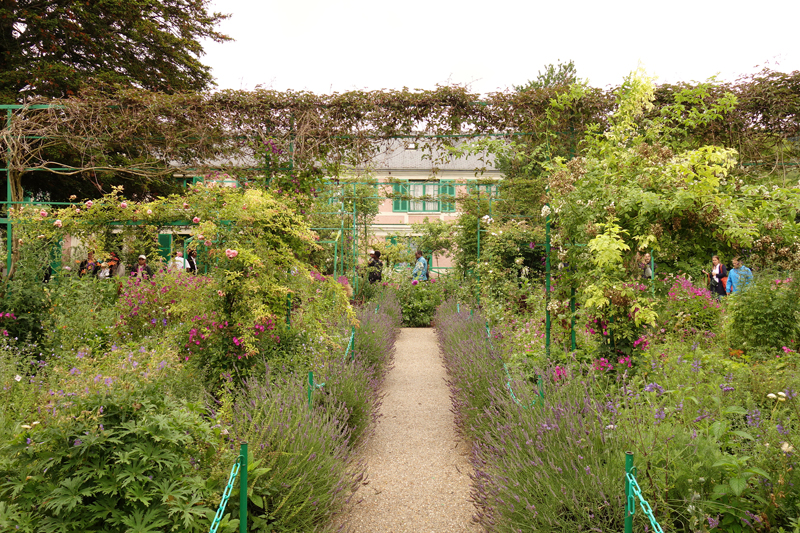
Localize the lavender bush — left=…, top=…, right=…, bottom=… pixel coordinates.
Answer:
left=436, top=300, right=800, bottom=532
left=225, top=373, right=362, bottom=533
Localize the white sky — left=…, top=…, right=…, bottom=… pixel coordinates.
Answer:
left=201, top=0, right=800, bottom=95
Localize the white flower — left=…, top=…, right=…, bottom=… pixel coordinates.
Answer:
left=781, top=442, right=794, bottom=453
left=767, top=393, right=777, bottom=399
left=605, top=424, right=616, bottom=430
left=778, top=391, right=786, bottom=398
left=541, top=205, right=552, bottom=217
left=20, top=424, right=31, bottom=429
left=14, top=375, right=22, bottom=382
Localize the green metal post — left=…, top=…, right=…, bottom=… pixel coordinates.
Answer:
left=650, top=248, right=655, bottom=298
left=570, top=287, right=576, bottom=351
left=239, top=443, right=248, bottom=533
left=352, top=182, right=358, bottom=294
left=476, top=215, right=481, bottom=306
left=308, top=371, right=314, bottom=409
left=545, top=211, right=551, bottom=359
left=625, top=451, right=634, bottom=533
left=286, top=293, right=292, bottom=328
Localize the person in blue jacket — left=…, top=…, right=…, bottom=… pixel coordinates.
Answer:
left=412, top=250, right=428, bottom=282
left=726, top=256, right=753, bottom=294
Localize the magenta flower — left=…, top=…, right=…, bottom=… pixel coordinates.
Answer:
left=411, top=280, right=419, bottom=286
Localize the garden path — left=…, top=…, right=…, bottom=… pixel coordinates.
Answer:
left=334, top=327, right=478, bottom=533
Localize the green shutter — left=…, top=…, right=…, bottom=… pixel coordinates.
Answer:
left=392, top=181, right=408, bottom=212
left=158, top=234, right=172, bottom=262
left=440, top=180, right=455, bottom=212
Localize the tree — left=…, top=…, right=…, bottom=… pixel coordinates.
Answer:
left=0, top=0, right=231, bottom=101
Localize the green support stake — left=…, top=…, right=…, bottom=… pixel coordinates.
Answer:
left=239, top=443, right=248, bottom=533
left=545, top=210, right=551, bottom=360
left=286, top=293, right=292, bottom=328
left=308, top=371, right=314, bottom=409
left=570, top=287, right=577, bottom=351
left=625, top=451, right=634, bottom=533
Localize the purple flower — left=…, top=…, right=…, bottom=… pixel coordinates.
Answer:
left=644, top=382, right=665, bottom=396
left=746, top=409, right=762, bottom=428
left=411, top=280, right=418, bottom=286
left=69, top=367, right=80, bottom=375
left=73, top=439, right=82, bottom=446
left=654, top=408, right=666, bottom=421
left=691, top=359, right=701, bottom=372
left=708, top=515, right=720, bottom=529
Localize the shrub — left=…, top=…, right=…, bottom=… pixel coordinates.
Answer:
left=224, top=374, right=361, bottom=532
left=727, top=272, right=800, bottom=355
left=657, top=275, right=724, bottom=333
left=0, top=384, right=224, bottom=533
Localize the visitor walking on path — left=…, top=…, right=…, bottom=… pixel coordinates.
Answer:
left=702, top=255, right=728, bottom=297
left=335, top=328, right=477, bottom=533
left=726, top=256, right=753, bottom=294
left=412, top=251, right=428, bottom=282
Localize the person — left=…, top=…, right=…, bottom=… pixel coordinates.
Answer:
left=79, top=252, right=99, bottom=277
left=131, top=254, right=153, bottom=279
left=702, top=255, right=728, bottom=297
left=107, top=251, right=123, bottom=277
left=186, top=249, right=198, bottom=274
left=726, top=256, right=753, bottom=295
left=171, top=251, right=187, bottom=272
left=96, top=262, right=111, bottom=280
left=412, top=250, right=428, bottom=282
left=368, top=250, right=383, bottom=284
left=639, top=252, right=654, bottom=280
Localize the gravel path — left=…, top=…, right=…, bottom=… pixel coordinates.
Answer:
left=335, top=327, right=478, bottom=533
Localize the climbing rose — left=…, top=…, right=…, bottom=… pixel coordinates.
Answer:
left=39, top=210, right=47, bottom=217
left=204, top=240, right=212, bottom=246
left=225, top=249, right=238, bottom=259
left=192, top=216, right=200, bottom=223
left=147, top=209, right=153, bottom=215
left=119, top=202, right=127, bottom=208
left=54, top=220, right=63, bottom=228
left=85, top=201, right=93, bottom=208
left=183, top=203, right=189, bottom=209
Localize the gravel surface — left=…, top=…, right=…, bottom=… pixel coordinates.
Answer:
left=334, top=327, right=479, bottom=533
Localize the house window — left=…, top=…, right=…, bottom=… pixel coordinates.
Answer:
left=469, top=182, right=499, bottom=196
left=392, top=180, right=455, bottom=213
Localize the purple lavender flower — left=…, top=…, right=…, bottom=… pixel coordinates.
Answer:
left=644, top=382, right=665, bottom=396
left=746, top=409, right=762, bottom=428
left=691, top=359, right=701, bottom=372
left=654, top=408, right=666, bottom=421
left=708, top=515, right=720, bottom=529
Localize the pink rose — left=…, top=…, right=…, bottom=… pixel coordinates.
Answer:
left=39, top=210, right=47, bottom=217
left=147, top=209, right=153, bottom=215
left=192, top=216, right=200, bottom=223
left=85, top=201, right=93, bottom=208
left=204, top=240, right=212, bottom=246
left=75, top=208, right=80, bottom=213
left=119, top=202, right=127, bottom=208
left=225, top=249, right=238, bottom=259
left=54, top=219, right=63, bottom=228
left=183, top=203, right=189, bottom=209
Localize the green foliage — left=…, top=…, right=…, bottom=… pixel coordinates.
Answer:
left=0, top=385, right=223, bottom=532
left=390, top=274, right=457, bottom=327
left=0, top=0, right=231, bottom=100
left=727, top=273, right=800, bottom=355
left=224, top=376, right=359, bottom=533
left=582, top=218, right=657, bottom=357
left=43, top=275, right=118, bottom=355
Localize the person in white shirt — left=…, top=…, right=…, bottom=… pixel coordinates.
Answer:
left=171, top=251, right=187, bottom=272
